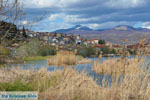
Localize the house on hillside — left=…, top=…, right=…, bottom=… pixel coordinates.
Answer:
left=52, top=37, right=59, bottom=43
left=76, top=39, right=82, bottom=45
left=84, top=39, right=99, bottom=45
left=127, top=43, right=150, bottom=49
left=63, top=37, right=70, bottom=44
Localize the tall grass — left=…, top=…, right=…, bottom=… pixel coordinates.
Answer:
left=48, top=51, right=78, bottom=66
left=93, top=58, right=139, bottom=75
left=0, top=67, right=101, bottom=100
left=1, top=66, right=150, bottom=100
left=47, top=51, right=92, bottom=66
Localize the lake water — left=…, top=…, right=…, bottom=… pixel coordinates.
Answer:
left=7, top=56, right=135, bottom=85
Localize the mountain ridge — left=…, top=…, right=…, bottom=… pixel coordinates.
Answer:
left=54, top=25, right=150, bottom=45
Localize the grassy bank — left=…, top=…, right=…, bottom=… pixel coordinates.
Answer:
left=24, top=56, right=51, bottom=61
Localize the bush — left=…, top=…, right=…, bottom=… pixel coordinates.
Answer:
left=17, top=38, right=40, bottom=58
left=101, top=47, right=116, bottom=54
left=0, top=46, right=10, bottom=63
left=26, top=38, right=41, bottom=56
left=39, top=44, right=56, bottom=56
left=0, top=46, right=10, bottom=56
left=98, top=39, right=105, bottom=44
left=77, top=46, right=96, bottom=57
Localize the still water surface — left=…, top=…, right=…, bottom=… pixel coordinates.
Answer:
left=8, top=56, right=135, bottom=85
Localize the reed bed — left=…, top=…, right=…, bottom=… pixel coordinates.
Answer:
left=93, top=58, right=139, bottom=75
left=47, top=51, right=92, bottom=66
left=0, top=67, right=101, bottom=100
left=1, top=67, right=150, bottom=100
left=78, top=58, right=92, bottom=64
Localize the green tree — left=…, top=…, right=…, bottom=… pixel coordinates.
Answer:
left=17, top=38, right=41, bottom=58
left=39, top=44, right=56, bottom=56
left=22, top=26, right=27, bottom=38
left=99, top=39, right=105, bottom=44
left=101, top=47, right=110, bottom=54
left=77, top=46, right=96, bottom=57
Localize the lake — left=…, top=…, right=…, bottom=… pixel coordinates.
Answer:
left=7, top=56, right=135, bottom=85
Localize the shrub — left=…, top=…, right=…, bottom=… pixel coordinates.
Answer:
left=101, top=47, right=116, bottom=54
left=39, top=44, right=56, bottom=56
left=17, top=44, right=28, bottom=58
left=17, top=38, right=40, bottom=58
left=0, top=46, right=10, bottom=56
left=98, top=39, right=105, bottom=44
left=100, top=47, right=110, bottom=54
left=26, top=38, right=40, bottom=56
left=0, top=46, right=10, bottom=63
left=77, top=46, right=96, bottom=57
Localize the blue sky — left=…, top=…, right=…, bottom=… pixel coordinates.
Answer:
left=21, top=0, right=150, bottom=32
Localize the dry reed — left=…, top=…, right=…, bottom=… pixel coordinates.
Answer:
left=47, top=51, right=92, bottom=66
left=1, top=66, right=150, bottom=100
left=93, top=58, right=139, bottom=75
left=78, top=58, right=92, bottom=64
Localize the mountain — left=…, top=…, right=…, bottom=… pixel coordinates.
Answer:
left=54, top=25, right=150, bottom=45
left=54, top=25, right=97, bottom=34
left=55, top=25, right=92, bottom=33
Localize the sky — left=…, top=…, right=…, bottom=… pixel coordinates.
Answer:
left=21, top=0, right=150, bottom=32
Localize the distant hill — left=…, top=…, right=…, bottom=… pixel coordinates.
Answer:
left=54, top=25, right=150, bottom=45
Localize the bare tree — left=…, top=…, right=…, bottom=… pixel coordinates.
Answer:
left=0, top=0, right=24, bottom=44
left=0, top=0, right=24, bottom=64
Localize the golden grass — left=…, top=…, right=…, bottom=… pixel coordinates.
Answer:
left=1, top=66, right=150, bottom=100
left=48, top=51, right=78, bottom=66
left=78, top=58, right=92, bottom=64
left=93, top=58, right=139, bottom=75
left=47, top=51, right=92, bottom=66
left=0, top=67, right=101, bottom=100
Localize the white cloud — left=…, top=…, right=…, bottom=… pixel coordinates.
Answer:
left=23, top=0, right=150, bottom=32
left=25, top=0, right=82, bottom=8
left=64, top=15, right=99, bottom=23
left=88, top=24, right=100, bottom=29
left=20, top=20, right=28, bottom=25
left=142, top=22, right=150, bottom=29
left=32, top=17, right=72, bottom=32
left=48, top=13, right=65, bottom=21
left=105, top=0, right=146, bottom=8
left=25, top=0, right=59, bottom=8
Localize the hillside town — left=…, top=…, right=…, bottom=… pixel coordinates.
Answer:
left=19, top=29, right=122, bottom=51
left=1, top=21, right=150, bottom=58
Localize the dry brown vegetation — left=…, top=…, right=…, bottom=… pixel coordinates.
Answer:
left=93, top=37, right=149, bottom=75
left=1, top=65, right=150, bottom=100
left=47, top=51, right=92, bottom=66
left=93, top=58, right=139, bottom=75
left=78, top=58, right=92, bottom=64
